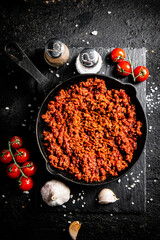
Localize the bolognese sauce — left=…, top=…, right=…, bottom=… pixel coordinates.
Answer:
left=42, top=77, right=142, bottom=183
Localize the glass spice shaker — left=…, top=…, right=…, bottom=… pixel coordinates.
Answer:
left=44, top=38, right=69, bottom=67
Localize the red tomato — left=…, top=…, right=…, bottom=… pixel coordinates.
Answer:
left=117, top=61, right=132, bottom=76
left=10, top=136, right=23, bottom=149
left=22, top=161, right=37, bottom=176
left=14, top=148, right=30, bottom=163
left=18, top=176, right=33, bottom=191
left=0, top=149, right=12, bottom=164
left=111, top=48, right=126, bottom=63
left=6, top=163, right=21, bottom=179
left=133, top=66, right=149, bottom=82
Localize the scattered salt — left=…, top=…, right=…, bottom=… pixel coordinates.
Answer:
left=56, top=73, right=60, bottom=78
left=108, top=11, right=111, bottom=14
left=5, top=107, right=9, bottom=110
left=23, top=191, right=29, bottom=194
left=91, top=30, right=98, bottom=36
left=118, top=179, right=121, bottom=183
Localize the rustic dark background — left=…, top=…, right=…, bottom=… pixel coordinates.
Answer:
left=0, top=0, right=159, bottom=239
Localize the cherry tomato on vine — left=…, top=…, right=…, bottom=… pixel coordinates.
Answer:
left=22, top=161, right=37, bottom=176
left=133, top=66, right=149, bottom=82
left=117, top=61, right=132, bottom=76
left=18, top=176, right=33, bottom=191
left=6, top=163, right=21, bottom=179
left=14, top=148, right=30, bottom=163
left=0, top=149, right=12, bottom=164
left=111, top=48, right=126, bottom=63
left=10, top=136, right=23, bottom=149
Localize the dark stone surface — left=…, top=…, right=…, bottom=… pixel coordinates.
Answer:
left=0, top=0, right=159, bottom=239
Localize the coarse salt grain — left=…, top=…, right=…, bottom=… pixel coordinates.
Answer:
left=91, top=30, right=98, bottom=36
left=108, top=11, right=111, bottom=14
left=5, top=107, right=9, bottom=110
left=72, top=199, right=76, bottom=204
left=118, top=179, right=121, bottom=183
left=56, top=73, right=60, bottom=78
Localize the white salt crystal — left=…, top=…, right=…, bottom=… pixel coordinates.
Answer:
left=91, top=30, right=98, bottom=36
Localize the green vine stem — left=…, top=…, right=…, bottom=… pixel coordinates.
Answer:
left=8, top=141, right=27, bottom=178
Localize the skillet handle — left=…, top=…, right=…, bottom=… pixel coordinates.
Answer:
left=4, top=41, right=49, bottom=89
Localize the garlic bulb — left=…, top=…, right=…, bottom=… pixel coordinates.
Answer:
left=98, top=188, right=119, bottom=204
left=40, top=180, right=70, bottom=206
left=69, top=221, right=82, bottom=240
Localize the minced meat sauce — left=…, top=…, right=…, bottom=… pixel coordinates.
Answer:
left=42, top=77, right=142, bottom=183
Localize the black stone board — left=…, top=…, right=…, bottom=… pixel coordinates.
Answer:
left=36, top=47, right=146, bottom=213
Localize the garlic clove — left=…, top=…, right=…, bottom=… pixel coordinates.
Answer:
left=98, top=188, right=119, bottom=204
left=69, top=221, right=82, bottom=240
left=41, top=180, right=70, bottom=206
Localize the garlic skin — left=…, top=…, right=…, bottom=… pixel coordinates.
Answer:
left=41, top=180, right=70, bottom=206
left=98, top=188, right=119, bottom=204
left=69, top=221, right=82, bottom=240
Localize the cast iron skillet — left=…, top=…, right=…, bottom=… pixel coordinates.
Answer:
left=4, top=42, right=147, bottom=186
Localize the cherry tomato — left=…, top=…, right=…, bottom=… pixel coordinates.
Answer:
left=10, top=136, right=23, bottom=149
left=0, top=149, right=12, bottom=164
left=18, top=176, right=33, bottom=191
left=117, top=61, right=132, bottom=76
left=6, top=163, right=21, bottom=179
left=133, top=66, right=149, bottom=82
left=111, top=48, right=126, bottom=63
left=14, top=148, right=30, bottom=163
left=22, top=161, right=37, bottom=176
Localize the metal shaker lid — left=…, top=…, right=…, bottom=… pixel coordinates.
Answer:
left=45, top=38, right=64, bottom=58
left=79, top=48, right=99, bottom=67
